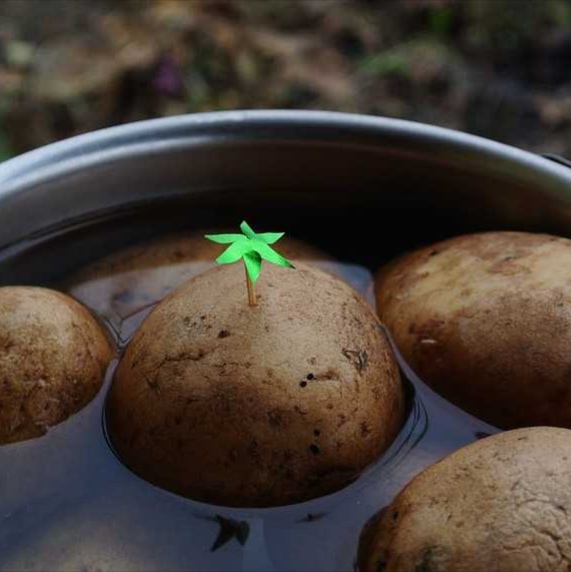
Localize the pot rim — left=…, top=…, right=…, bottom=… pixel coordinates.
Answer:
left=1, top=110, right=570, bottom=193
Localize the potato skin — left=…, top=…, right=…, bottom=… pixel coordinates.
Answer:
left=66, top=232, right=332, bottom=321
left=0, top=287, right=114, bottom=445
left=358, top=427, right=571, bottom=572
left=107, top=263, right=404, bottom=507
left=376, top=231, right=571, bottom=429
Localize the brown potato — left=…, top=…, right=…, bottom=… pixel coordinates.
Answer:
left=375, top=231, right=571, bottom=429
left=0, top=287, right=114, bottom=445
left=66, top=232, right=333, bottom=324
left=0, top=499, right=168, bottom=572
left=107, top=263, right=404, bottom=507
left=358, top=427, right=571, bottom=572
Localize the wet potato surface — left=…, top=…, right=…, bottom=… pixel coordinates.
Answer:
left=376, top=231, right=571, bottom=430
left=0, top=286, right=113, bottom=444
left=107, top=263, right=404, bottom=507
left=358, top=428, right=571, bottom=572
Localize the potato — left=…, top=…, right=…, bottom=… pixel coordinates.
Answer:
left=0, top=501, right=168, bottom=572
left=375, top=231, right=571, bottom=429
left=107, top=263, right=404, bottom=507
left=0, top=287, right=114, bottom=445
left=358, top=427, right=571, bottom=572
left=66, top=232, right=333, bottom=324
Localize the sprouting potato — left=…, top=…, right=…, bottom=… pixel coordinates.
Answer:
left=66, top=232, right=334, bottom=324
left=107, top=262, right=404, bottom=507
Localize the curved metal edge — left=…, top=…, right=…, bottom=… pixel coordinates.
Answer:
left=542, top=153, right=571, bottom=169
left=2, top=110, right=571, bottom=194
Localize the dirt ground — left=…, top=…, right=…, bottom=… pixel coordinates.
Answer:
left=1, top=0, right=571, bottom=161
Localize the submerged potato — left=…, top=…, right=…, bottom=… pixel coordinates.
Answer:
left=358, top=427, right=571, bottom=572
left=0, top=497, right=168, bottom=572
left=0, top=287, right=113, bottom=445
left=107, top=263, right=404, bottom=507
left=66, top=232, right=332, bottom=323
left=376, top=231, right=571, bottom=429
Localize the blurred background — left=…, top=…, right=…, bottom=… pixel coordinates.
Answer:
left=1, top=0, right=571, bottom=162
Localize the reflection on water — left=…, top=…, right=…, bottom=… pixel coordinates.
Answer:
left=0, top=243, right=500, bottom=572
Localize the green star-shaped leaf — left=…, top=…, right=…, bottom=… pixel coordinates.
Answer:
left=205, top=221, right=294, bottom=283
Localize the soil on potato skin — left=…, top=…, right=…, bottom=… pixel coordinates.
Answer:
left=1, top=0, right=571, bottom=160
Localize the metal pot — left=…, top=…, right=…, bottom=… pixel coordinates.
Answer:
left=1, top=110, right=571, bottom=251
left=0, top=111, right=570, bottom=572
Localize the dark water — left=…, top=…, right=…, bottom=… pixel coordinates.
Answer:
left=0, top=212, right=499, bottom=572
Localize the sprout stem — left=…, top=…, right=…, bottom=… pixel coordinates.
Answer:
left=245, top=265, right=257, bottom=306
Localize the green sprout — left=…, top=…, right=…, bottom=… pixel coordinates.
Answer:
left=205, top=221, right=294, bottom=306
